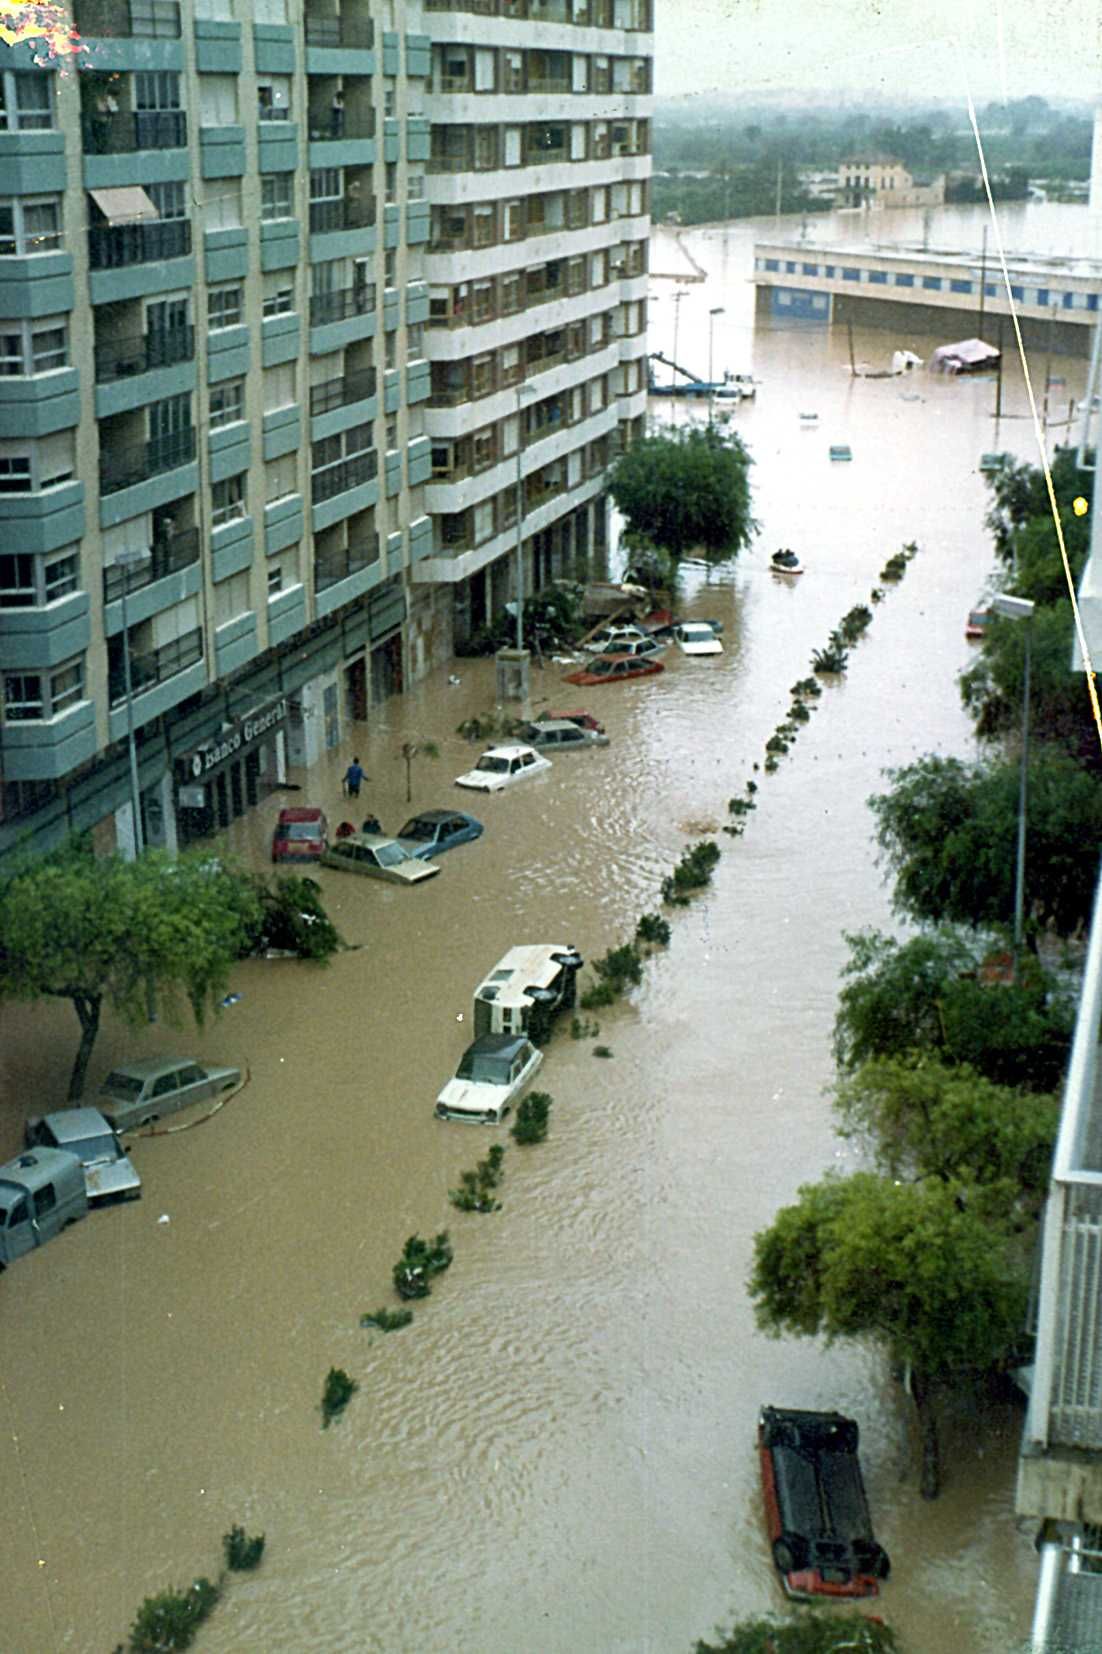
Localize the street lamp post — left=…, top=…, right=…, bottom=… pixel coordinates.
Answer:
left=991, top=592, right=1035, bottom=971
left=116, top=547, right=151, bottom=859
left=496, top=383, right=536, bottom=702
left=708, top=305, right=725, bottom=421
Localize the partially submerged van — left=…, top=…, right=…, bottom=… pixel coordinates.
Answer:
left=0, top=1147, right=88, bottom=1270
left=472, top=944, right=584, bottom=1044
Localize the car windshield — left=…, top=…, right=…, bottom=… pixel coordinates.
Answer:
left=282, top=821, right=322, bottom=840
left=682, top=626, right=713, bottom=640
left=591, top=659, right=616, bottom=675
left=399, top=818, right=436, bottom=841
left=67, top=1133, right=117, bottom=1164
left=374, top=842, right=408, bottom=867
left=476, top=756, right=510, bottom=773
left=456, top=1049, right=512, bottom=1083
left=102, top=1072, right=143, bottom=1097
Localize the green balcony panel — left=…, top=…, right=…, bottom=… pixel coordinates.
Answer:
left=0, top=591, right=90, bottom=670
left=88, top=253, right=196, bottom=308
left=94, top=358, right=196, bottom=422
left=314, top=561, right=373, bottom=618
left=381, top=32, right=399, bottom=75
left=406, top=115, right=430, bottom=161
left=262, top=403, right=300, bottom=460
left=264, top=493, right=303, bottom=554
left=383, top=367, right=401, bottom=414
left=409, top=513, right=433, bottom=562
left=384, top=451, right=401, bottom=497
left=382, top=117, right=399, bottom=164
left=199, top=126, right=246, bottom=179
left=72, top=39, right=184, bottom=73
left=103, top=557, right=202, bottom=637
left=0, top=132, right=66, bottom=196
left=308, top=137, right=375, bottom=170
left=208, top=323, right=249, bottom=383
left=83, top=148, right=188, bottom=192
left=194, top=19, right=242, bottom=72
left=0, top=481, right=84, bottom=555
left=210, top=514, right=254, bottom=581
left=204, top=227, right=249, bottom=284
left=385, top=530, right=402, bottom=571
left=259, top=219, right=301, bottom=271
left=310, top=476, right=378, bottom=537
left=405, top=281, right=429, bottom=325
left=405, top=33, right=431, bottom=78
left=308, top=225, right=375, bottom=265
left=304, top=45, right=374, bottom=77
left=98, top=460, right=199, bottom=530
left=214, top=610, right=259, bottom=677
left=266, top=583, right=306, bottom=647
left=260, top=313, right=300, bottom=367
left=406, top=359, right=430, bottom=406
left=209, top=420, right=251, bottom=483
left=406, top=201, right=430, bottom=245
left=310, top=393, right=378, bottom=446
left=407, top=434, right=432, bottom=487
left=368, top=576, right=405, bottom=639
left=309, top=311, right=376, bottom=356
left=107, top=657, right=207, bottom=745
left=1, top=700, right=97, bottom=783
left=257, top=123, right=299, bottom=174
left=382, top=289, right=400, bottom=331
left=382, top=204, right=401, bottom=250
left=0, top=369, right=80, bottom=439
left=0, top=253, right=74, bottom=321
left=252, top=23, right=295, bottom=73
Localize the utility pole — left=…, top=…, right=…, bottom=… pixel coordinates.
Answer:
left=994, top=319, right=1004, bottom=421
left=978, top=223, right=988, bottom=335
left=671, top=288, right=685, bottom=419
left=1043, top=305, right=1056, bottom=436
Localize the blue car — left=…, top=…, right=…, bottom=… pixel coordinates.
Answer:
left=395, top=809, right=484, bottom=859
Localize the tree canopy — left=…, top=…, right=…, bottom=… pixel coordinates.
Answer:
left=868, top=751, right=1102, bottom=937
left=693, top=1615, right=899, bottom=1654
left=608, top=426, right=757, bottom=561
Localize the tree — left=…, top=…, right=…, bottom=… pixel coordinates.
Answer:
left=0, top=842, right=263, bottom=1100
left=960, top=601, right=1100, bottom=767
left=749, top=1172, right=1030, bottom=1498
left=608, top=426, right=757, bottom=562
left=834, top=927, right=1074, bottom=1092
left=983, top=446, right=1090, bottom=570
left=693, top=1616, right=899, bottom=1654
left=868, top=752, right=1102, bottom=938
left=399, top=738, right=439, bottom=803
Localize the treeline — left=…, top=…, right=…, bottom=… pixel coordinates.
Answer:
left=651, top=161, right=830, bottom=226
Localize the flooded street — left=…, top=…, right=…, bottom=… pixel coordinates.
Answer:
left=1, top=210, right=1086, bottom=1652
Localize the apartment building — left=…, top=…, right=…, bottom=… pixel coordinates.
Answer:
left=0, top=0, right=652, bottom=862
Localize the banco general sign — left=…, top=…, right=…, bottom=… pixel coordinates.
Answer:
left=182, top=696, right=289, bottom=781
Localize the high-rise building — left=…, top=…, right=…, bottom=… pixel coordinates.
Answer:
left=0, top=0, right=651, bottom=862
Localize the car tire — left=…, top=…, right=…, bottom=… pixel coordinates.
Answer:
left=772, top=1535, right=804, bottom=1575
left=865, top=1543, right=890, bottom=1580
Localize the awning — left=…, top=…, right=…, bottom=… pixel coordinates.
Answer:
left=88, top=186, right=158, bottom=226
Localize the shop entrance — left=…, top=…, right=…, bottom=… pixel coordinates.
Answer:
left=344, top=656, right=367, bottom=722
left=371, top=632, right=403, bottom=702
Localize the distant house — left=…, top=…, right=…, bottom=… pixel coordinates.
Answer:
left=838, top=154, right=945, bottom=210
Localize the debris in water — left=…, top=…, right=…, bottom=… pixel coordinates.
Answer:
left=158, top=1214, right=171, bottom=1225
left=222, top=993, right=242, bottom=1006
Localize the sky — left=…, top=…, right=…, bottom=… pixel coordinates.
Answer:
left=654, top=0, right=1102, bottom=107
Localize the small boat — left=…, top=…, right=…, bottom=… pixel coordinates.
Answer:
left=771, top=550, right=803, bottom=576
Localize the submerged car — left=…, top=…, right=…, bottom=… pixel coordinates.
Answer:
left=581, top=622, right=650, bottom=655
left=435, top=1034, right=544, bottom=1124
left=472, top=943, right=584, bottom=1043
left=563, top=654, right=665, bottom=687
left=514, top=718, right=610, bottom=751
left=271, top=806, right=328, bottom=863
left=24, top=1108, right=141, bottom=1205
left=965, top=608, right=990, bottom=639
left=674, top=622, right=723, bottom=656
left=758, top=1405, right=889, bottom=1601
left=455, top=744, right=552, bottom=792
left=594, top=634, right=665, bottom=661
left=321, top=831, right=441, bottom=883
left=394, top=809, right=484, bottom=858
left=546, top=709, right=605, bottom=735
left=97, top=1058, right=242, bottom=1132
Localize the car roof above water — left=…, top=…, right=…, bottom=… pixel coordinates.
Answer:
left=35, top=1107, right=117, bottom=1143
left=463, top=1032, right=533, bottom=1060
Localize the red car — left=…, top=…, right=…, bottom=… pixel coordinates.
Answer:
left=965, top=608, right=990, bottom=639
left=546, top=709, right=606, bottom=735
left=271, top=806, right=329, bottom=863
left=562, top=654, right=665, bottom=687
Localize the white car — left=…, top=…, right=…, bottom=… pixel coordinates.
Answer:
left=582, top=623, right=649, bottom=655
left=455, top=743, right=552, bottom=792
left=435, top=1034, right=544, bottom=1124
left=674, top=622, right=723, bottom=657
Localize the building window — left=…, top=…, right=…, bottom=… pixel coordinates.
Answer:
left=385, top=163, right=397, bottom=204
left=0, top=317, right=68, bottom=376
left=147, top=181, right=186, bottom=221
left=263, top=362, right=296, bottom=411
left=262, top=273, right=295, bottom=317
left=267, top=563, right=283, bottom=597
left=922, top=275, right=942, bottom=291
left=949, top=278, right=972, bottom=294
left=310, top=167, right=341, bottom=202
left=213, top=570, right=250, bottom=627
left=407, top=322, right=424, bottom=360
left=134, top=71, right=181, bottom=111
left=0, top=195, right=62, bottom=256
left=209, top=379, right=244, bottom=428
left=257, top=79, right=291, bottom=121
left=0, top=70, right=52, bottom=131
left=265, top=453, right=297, bottom=502
left=867, top=270, right=887, bottom=284
left=261, top=176, right=293, bottom=222
left=208, top=285, right=243, bottom=329
left=407, top=171, right=425, bottom=201
left=0, top=433, right=73, bottom=491
left=895, top=273, right=914, bottom=287
left=3, top=658, right=84, bottom=721
left=0, top=548, right=78, bottom=608
left=212, top=473, right=246, bottom=525
left=842, top=267, right=860, bottom=281
left=203, top=181, right=241, bottom=232
left=199, top=74, right=237, bottom=127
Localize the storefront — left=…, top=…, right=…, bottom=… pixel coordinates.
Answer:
left=174, top=694, right=289, bottom=846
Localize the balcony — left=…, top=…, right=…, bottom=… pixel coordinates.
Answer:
left=311, top=449, right=376, bottom=504
left=75, top=0, right=181, bottom=36
left=307, top=109, right=376, bottom=142
left=309, top=284, right=375, bottom=326
left=314, top=537, right=377, bottom=592
left=94, top=325, right=194, bottom=383
left=308, top=197, right=376, bottom=234
left=88, top=217, right=191, bottom=271
left=108, top=624, right=202, bottom=706
left=100, top=426, right=196, bottom=495
left=81, top=110, right=188, bottom=154
left=305, top=15, right=374, bottom=47
left=102, top=526, right=200, bottom=603
left=309, top=367, right=377, bottom=417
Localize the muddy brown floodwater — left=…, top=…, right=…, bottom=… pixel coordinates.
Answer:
left=1, top=213, right=1084, bottom=1652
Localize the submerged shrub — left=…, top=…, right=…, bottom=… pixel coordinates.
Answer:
left=636, top=911, right=672, bottom=945
left=360, top=1306, right=414, bottom=1332
left=321, top=1367, right=358, bottom=1427
left=128, top=1579, right=221, bottom=1652
left=450, top=1144, right=505, bottom=1212
left=511, top=1091, right=552, bottom=1145
left=393, top=1232, right=454, bottom=1299
left=223, top=1526, right=265, bottom=1572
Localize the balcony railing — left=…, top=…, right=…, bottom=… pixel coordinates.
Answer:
left=94, top=325, right=194, bottom=384
left=75, top=0, right=181, bottom=37
left=311, top=449, right=376, bottom=504
left=304, top=14, right=374, bottom=48
left=81, top=109, right=187, bottom=155
left=309, top=197, right=375, bottom=234
left=100, top=426, right=197, bottom=495
left=309, top=367, right=377, bottom=417
left=314, top=536, right=378, bottom=591
left=109, top=625, right=202, bottom=706
left=308, top=110, right=376, bottom=142
left=88, top=217, right=191, bottom=272
left=309, top=284, right=376, bottom=326
left=102, top=526, right=200, bottom=603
